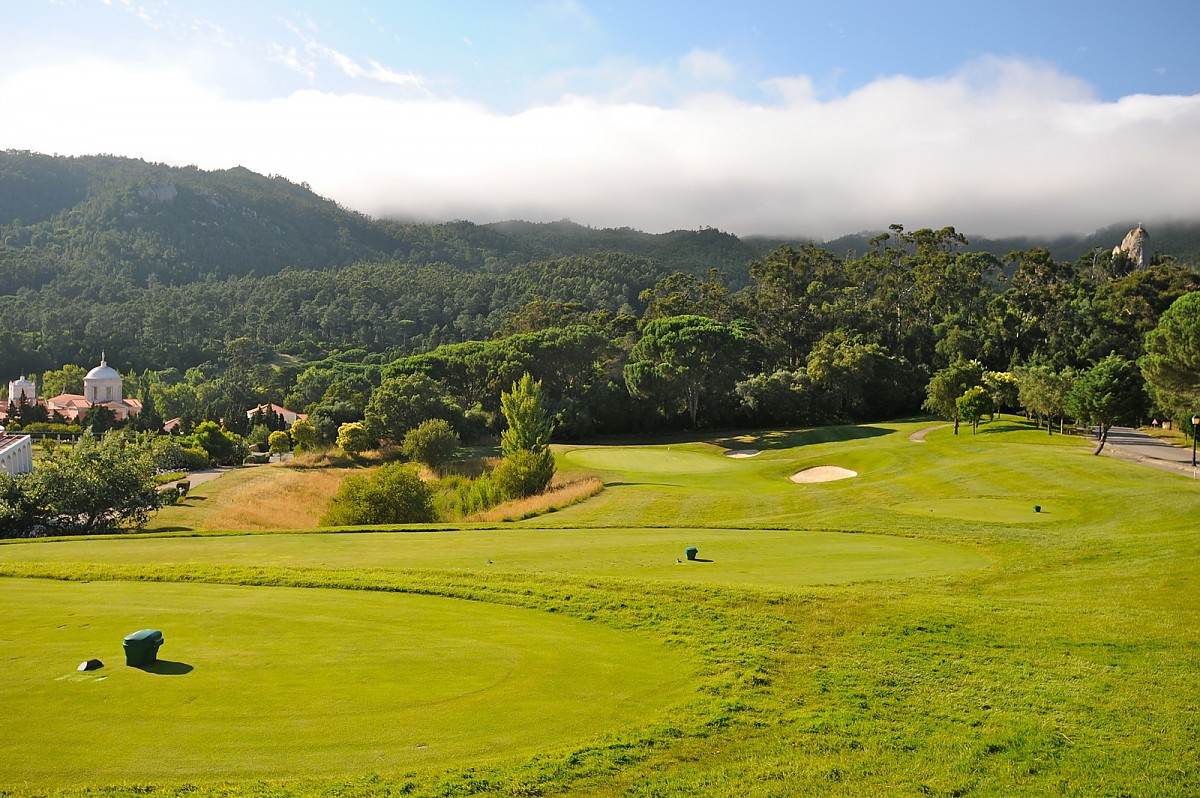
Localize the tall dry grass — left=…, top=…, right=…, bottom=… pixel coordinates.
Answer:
left=464, top=476, right=604, bottom=522
left=202, top=467, right=354, bottom=530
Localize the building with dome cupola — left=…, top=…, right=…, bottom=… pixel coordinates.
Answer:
left=84, top=356, right=124, bottom=405
left=4, top=355, right=142, bottom=425
left=8, top=376, right=36, bottom=404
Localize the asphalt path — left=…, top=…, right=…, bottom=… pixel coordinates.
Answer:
left=160, top=466, right=231, bottom=491
left=1097, top=426, right=1200, bottom=477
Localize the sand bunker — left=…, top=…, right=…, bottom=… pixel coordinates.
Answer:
left=724, top=449, right=761, bottom=458
left=790, top=466, right=858, bottom=483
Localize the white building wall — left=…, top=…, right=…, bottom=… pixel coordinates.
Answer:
left=0, top=435, right=34, bottom=476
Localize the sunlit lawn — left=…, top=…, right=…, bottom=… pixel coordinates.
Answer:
left=1, top=416, right=1197, bottom=797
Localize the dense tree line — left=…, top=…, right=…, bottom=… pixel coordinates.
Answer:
left=3, top=152, right=1200, bottom=445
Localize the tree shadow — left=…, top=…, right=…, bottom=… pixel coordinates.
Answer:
left=712, top=424, right=893, bottom=452
left=135, top=659, right=194, bottom=675
left=977, top=420, right=1041, bottom=435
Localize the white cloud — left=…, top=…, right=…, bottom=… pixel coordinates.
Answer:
left=534, top=0, right=596, bottom=32
left=680, top=49, right=735, bottom=83
left=364, top=60, right=426, bottom=90
left=277, top=18, right=429, bottom=92
left=267, top=44, right=312, bottom=80
left=2, top=56, right=1199, bottom=239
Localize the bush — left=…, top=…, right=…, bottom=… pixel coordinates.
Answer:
left=150, top=438, right=209, bottom=473
left=11, top=432, right=163, bottom=535
left=290, top=419, right=319, bottom=453
left=246, top=425, right=271, bottom=449
left=492, top=448, right=556, bottom=501
left=321, top=463, right=436, bottom=526
left=337, top=421, right=371, bottom=457
left=268, top=430, right=291, bottom=459
left=20, top=422, right=83, bottom=436
left=402, top=419, right=460, bottom=474
left=183, top=421, right=248, bottom=466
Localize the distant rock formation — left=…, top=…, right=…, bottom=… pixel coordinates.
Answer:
left=138, top=182, right=177, bottom=203
left=1112, top=224, right=1150, bottom=269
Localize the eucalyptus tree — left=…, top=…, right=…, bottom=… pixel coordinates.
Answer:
left=749, top=243, right=851, bottom=369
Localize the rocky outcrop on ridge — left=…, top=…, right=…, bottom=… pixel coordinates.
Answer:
left=1112, top=224, right=1151, bottom=269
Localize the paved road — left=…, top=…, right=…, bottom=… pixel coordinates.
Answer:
left=161, top=467, right=231, bottom=491
left=1098, top=426, right=1199, bottom=477
left=908, top=423, right=953, bottom=443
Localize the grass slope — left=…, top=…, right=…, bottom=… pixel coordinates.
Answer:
left=0, top=417, right=1197, bottom=797
left=149, top=466, right=350, bottom=532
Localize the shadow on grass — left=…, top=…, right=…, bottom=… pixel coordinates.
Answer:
left=977, top=419, right=1042, bottom=435
left=712, top=424, right=893, bottom=452
left=135, top=659, right=194, bottom=675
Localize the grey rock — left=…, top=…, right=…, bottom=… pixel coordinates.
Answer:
left=1112, top=224, right=1151, bottom=269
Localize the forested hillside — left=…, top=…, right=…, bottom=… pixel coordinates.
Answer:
left=1, top=150, right=1198, bottom=441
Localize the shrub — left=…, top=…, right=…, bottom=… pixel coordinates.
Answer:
left=268, top=430, right=291, bottom=459
left=492, top=448, right=556, bottom=501
left=150, top=438, right=209, bottom=472
left=337, top=421, right=371, bottom=457
left=246, top=425, right=271, bottom=449
left=290, top=419, right=319, bottom=453
left=21, top=422, right=83, bottom=436
left=15, top=432, right=162, bottom=535
left=402, top=419, right=460, bottom=474
left=321, top=463, right=435, bottom=526
left=183, top=421, right=248, bottom=466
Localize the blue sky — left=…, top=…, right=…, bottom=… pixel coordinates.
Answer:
left=4, top=0, right=1200, bottom=237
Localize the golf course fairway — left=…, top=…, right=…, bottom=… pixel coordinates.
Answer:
left=0, top=527, right=989, bottom=587
left=0, top=418, right=1197, bottom=797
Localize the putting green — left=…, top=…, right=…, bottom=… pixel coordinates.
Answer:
left=565, top=445, right=735, bottom=474
left=0, top=578, right=691, bottom=788
left=892, top=497, right=1075, bottom=523
left=0, top=527, right=990, bottom=587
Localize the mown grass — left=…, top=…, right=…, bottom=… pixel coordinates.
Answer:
left=1, top=416, right=1198, bottom=797
left=0, top=577, right=691, bottom=789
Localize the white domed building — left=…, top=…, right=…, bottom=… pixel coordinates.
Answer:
left=44, top=354, right=142, bottom=422
left=84, top=358, right=124, bottom=404
left=8, top=376, right=36, bottom=404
